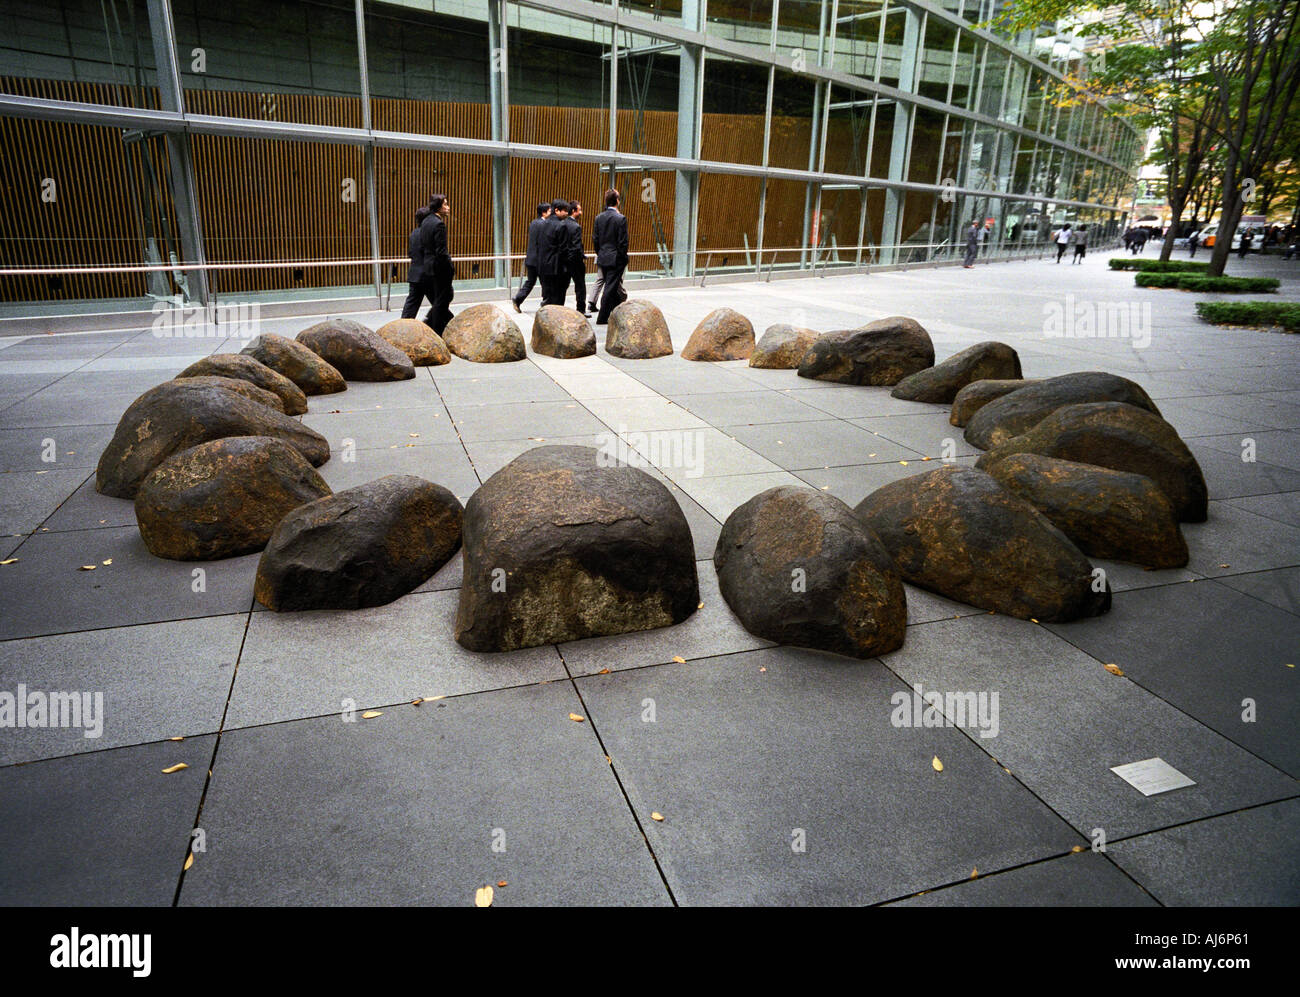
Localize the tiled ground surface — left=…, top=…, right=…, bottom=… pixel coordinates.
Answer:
left=1, top=252, right=1297, bottom=906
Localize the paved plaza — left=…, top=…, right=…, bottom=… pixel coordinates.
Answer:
left=1, top=252, right=1297, bottom=906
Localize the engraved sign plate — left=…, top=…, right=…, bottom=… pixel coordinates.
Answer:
left=1110, top=757, right=1196, bottom=797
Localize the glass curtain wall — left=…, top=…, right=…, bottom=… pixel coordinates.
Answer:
left=0, top=0, right=1140, bottom=309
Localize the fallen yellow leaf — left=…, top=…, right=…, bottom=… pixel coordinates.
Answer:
left=161, top=763, right=189, bottom=774
left=672, top=655, right=686, bottom=663
left=1071, top=845, right=1086, bottom=853
left=78, top=565, right=96, bottom=571
left=184, top=852, right=194, bottom=871
left=424, top=695, right=445, bottom=702
left=474, top=885, right=493, bottom=907
left=0, top=558, right=17, bottom=565
left=597, top=667, right=611, bottom=675
left=931, top=756, right=943, bottom=772
left=168, top=736, right=184, bottom=742
left=1104, top=663, right=1124, bottom=676
left=497, top=879, right=507, bottom=888
left=101, top=558, right=112, bottom=565
left=900, top=460, right=909, bottom=466
left=361, top=710, right=382, bottom=719
left=569, top=712, right=585, bottom=723
left=651, top=812, right=665, bottom=822
left=970, top=867, right=978, bottom=879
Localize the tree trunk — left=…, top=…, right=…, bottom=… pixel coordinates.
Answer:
left=1159, top=191, right=1186, bottom=261
left=1208, top=163, right=1243, bottom=277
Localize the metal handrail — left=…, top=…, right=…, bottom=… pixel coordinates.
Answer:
left=0, top=238, right=1110, bottom=277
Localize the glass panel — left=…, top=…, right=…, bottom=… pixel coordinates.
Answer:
left=178, top=0, right=363, bottom=128
left=697, top=171, right=760, bottom=272
left=506, top=6, right=610, bottom=149
left=614, top=26, right=678, bottom=158
left=767, top=67, right=816, bottom=171
left=701, top=51, right=767, bottom=166
left=191, top=135, right=371, bottom=299
left=0, top=0, right=160, bottom=110
left=0, top=119, right=179, bottom=305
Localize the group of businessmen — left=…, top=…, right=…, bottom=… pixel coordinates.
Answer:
left=513, top=188, right=629, bottom=324
left=403, top=187, right=630, bottom=330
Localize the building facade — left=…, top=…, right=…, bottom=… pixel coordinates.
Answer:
left=0, top=0, right=1142, bottom=308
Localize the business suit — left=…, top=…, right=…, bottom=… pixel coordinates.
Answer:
left=420, top=213, right=455, bottom=333
left=513, top=215, right=547, bottom=309
left=538, top=214, right=577, bottom=306
left=568, top=215, right=588, bottom=315
left=592, top=206, right=629, bottom=324
left=400, top=224, right=433, bottom=321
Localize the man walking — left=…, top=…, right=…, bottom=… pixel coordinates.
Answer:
left=512, top=202, right=550, bottom=313
left=1187, top=228, right=1200, bottom=257
left=420, top=193, right=455, bottom=333
left=538, top=199, right=575, bottom=306
left=401, top=205, right=432, bottom=321
left=592, top=188, right=629, bottom=324
left=962, top=220, right=980, bottom=268
left=568, top=200, right=589, bottom=316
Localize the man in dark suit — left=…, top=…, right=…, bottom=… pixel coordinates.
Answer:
left=568, top=200, right=589, bottom=316
left=592, top=188, right=629, bottom=325
left=401, top=205, right=432, bottom=320
left=418, top=193, right=455, bottom=333
left=538, top=199, right=575, bottom=306
left=512, top=202, right=551, bottom=313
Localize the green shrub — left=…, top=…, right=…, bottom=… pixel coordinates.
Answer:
left=1109, top=258, right=1211, bottom=272
left=1135, top=273, right=1279, bottom=292
left=1179, top=276, right=1280, bottom=293
left=1134, top=272, right=1184, bottom=287
left=1196, top=301, right=1300, bottom=332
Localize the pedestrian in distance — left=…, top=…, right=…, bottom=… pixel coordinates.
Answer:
left=1071, top=224, right=1088, bottom=264
left=400, top=205, right=433, bottom=322
left=1054, top=223, right=1072, bottom=263
left=1238, top=229, right=1253, bottom=258
left=1122, top=228, right=1133, bottom=253
left=568, top=200, right=589, bottom=316
left=963, top=220, right=980, bottom=268
left=1187, top=229, right=1200, bottom=257
left=512, top=202, right=551, bottom=313
left=419, top=194, right=455, bottom=334
left=592, top=188, right=629, bottom=325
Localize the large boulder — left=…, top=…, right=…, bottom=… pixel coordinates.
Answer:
left=375, top=318, right=451, bottom=366
left=169, top=375, right=285, bottom=413
left=949, top=378, right=1041, bottom=427
left=135, top=437, right=331, bottom=561
left=255, top=475, right=463, bottom=611
left=96, top=380, right=330, bottom=499
left=980, top=453, right=1188, bottom=568
left=891, top=341, right=1022, bottom=404
left=605, top=300, right=673, bottom=359
left=964, top=371, right=1160, bottom=450
left=854, top=466, right=1111, bottom=622
left=297, top=318, right=415, bottom=381
left=714, top=486, right=906, bottom=658
left=975, top=401, right=1208, bottom=522
left=681, top=308, right=755, bottom=361
left=176, top=354, right=308, bottom=415
left=749, top=324, right=821, bottom=369
left=797, top=316, right=934, bottom=385
left=442, top=304, right=526, bottom=362
left=531, top=305, right=596, bottom=359
left=241, top=334, right=346, bottom=395
left=454, top=445, right=699, bottom=651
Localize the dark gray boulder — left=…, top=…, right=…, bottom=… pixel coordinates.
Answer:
left=135, top=436, right=331, bottom=561
left=854, top=465, right=1111, bottom=621
left=255, top=475, right=464, bottom=611
left=714, top=486, right=906, bottom=658
left=963, top=371, right=1160, bottom=450
left=297, top=318, right=416, bottom=381
left=176, top=354, right=309, bottom=415
left=980, top=452, right=1188, bottom=568
left=454, top=445, right=699, bottom=651
left=891, top=341, right=1022, bottom=403
left=95, top=378, right=331, bottom=498
left=949, top=378, right=1040, bottom=427
left=797, top=316, right=934, bottom=385
left=749, top=324, right=821, bottom=369
left=975, top=401, right=1208, bottom=522
left=241, top=333, right=347, bottom=395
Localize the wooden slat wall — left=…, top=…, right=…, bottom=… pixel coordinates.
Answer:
left=0, top=77, right=912, bottom=302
